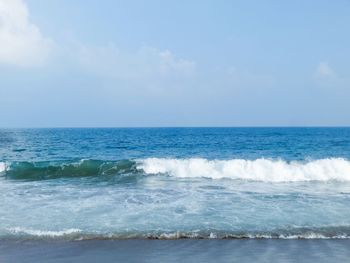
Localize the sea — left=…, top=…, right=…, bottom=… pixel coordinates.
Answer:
left=1, top=127, right=350, bottom=262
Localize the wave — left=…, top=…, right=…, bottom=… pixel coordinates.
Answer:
left=139, top=158, right=350, bottom=182
left=4, top=226, right=350, bottom=240
left=1, top=158, right=350, bottom=182
left=0, top=159, right=138, bottom=180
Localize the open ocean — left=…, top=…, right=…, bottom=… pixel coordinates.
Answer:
left=1, top=127, right=350, bottom=262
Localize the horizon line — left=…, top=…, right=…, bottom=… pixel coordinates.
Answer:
left=1, top=126, right=350, bottom=129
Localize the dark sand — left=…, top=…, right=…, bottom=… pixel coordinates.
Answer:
left=1, top=239, right=350, bottom=263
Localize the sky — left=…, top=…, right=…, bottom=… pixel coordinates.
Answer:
left=0, top=0, right=349, bottom=127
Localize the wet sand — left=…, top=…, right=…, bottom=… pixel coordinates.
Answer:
left=1, top=239, right=350, bottom=263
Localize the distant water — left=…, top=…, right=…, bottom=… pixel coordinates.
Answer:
left=1, top=128, right=350, bottom=240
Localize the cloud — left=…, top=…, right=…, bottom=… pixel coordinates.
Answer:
left=314, top=62, right=335, bottom=78
left=0, top=0, right=195, bottom=79
left=312, top=62, right=350, bottom=90
left=0, top=0, right=52, bottom=67
left=158, top=50, right=195, bottom=76
left=77, top=43, right=196, bottom=79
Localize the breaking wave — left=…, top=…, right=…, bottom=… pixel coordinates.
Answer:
left=1, top=158, right=350, bottom=182
left=139, top=158, right=350, bottom=182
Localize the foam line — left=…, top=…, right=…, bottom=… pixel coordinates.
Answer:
left=138, top=158, right=350, bottom=182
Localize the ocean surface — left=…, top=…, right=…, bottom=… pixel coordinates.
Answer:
left=1, top=127, right=350, bottom=240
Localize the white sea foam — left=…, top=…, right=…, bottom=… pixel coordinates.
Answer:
left=138, top=158, right=350, bottom=182
left=8, top=227, right=81, bottom=237
left=0, top=162, right=5, bottom=173
left=6, top=229, right=349, bottom=239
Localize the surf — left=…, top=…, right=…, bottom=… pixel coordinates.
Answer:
left=2, top=157, right=350, bottom=182
left=139, top=157, right=350, bottom=182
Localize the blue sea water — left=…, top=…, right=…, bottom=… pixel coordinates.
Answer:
left=1, top=127, right=350, bottom=239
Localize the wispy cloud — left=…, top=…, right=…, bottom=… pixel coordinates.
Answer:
left=0, top=0, right=196, bottom=88
left=314, top=62, right=335, bottom=78
left=77, top=43, right=196, bottom=79
left=312, top=62, right=350, bottom=91
left=0, top=0, right=53, bottom=67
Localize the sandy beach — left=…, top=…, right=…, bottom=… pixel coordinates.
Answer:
left=1, top=239, right=350, bottom=263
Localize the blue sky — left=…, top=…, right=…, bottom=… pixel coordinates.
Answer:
left=0, top=0, right=349, bottom=127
